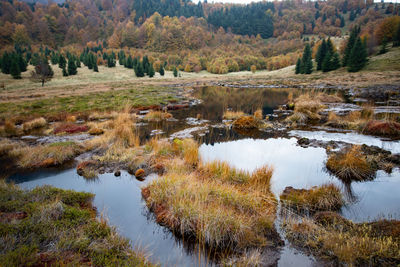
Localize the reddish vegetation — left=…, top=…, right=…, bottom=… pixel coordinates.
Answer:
left=0, top=211, right=27, bottom=223
left=152, top=163, right=165, bottom=174
left=167, top=104, right=189, bottom=110
left=136, top=105, right=161, bottom=111
left=54, top=123, right=89, bottom=134
left=135, top=168, right=145, bottom=178
left=37, top=158, right=56, bottom=168
left=233, top=116, right=259, bottom=129
left=364, top=120, right=400, bottom=138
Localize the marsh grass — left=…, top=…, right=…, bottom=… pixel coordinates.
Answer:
left=280, top=184, right=344, bottom=212
left=22, top=117, right=47, bottom=132
left=223, top=110, right=245, bottom=120
left=286, top=92, right=327, bottom=124
left=284, top=216, right=400, bottom=266
left=254, top=109, right=263, bottom=120
left=144, top=110, right=173, bottom=122
left=0, top=181, right=153, bottom=266
left=326, top=145, right=376, bottom=181
left=142, top=140, right=279, bottom=255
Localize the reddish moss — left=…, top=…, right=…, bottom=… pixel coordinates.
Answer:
left=54, top=123, right=89, bottom=134
left=364, top=120, right=400, bottom=138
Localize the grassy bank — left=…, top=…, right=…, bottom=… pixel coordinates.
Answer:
left=0, top=181, right=152, bottom=266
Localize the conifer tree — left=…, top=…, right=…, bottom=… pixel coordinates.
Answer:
left=1, top=52, right=11, bottom=74
left=379, top=35, right=388, bottom=54
left=17, top=54, right=27, bottom=72
left=331, top=52, right=341, bottom=70
left=348, top=37, right=368, bottom=72
left=393, top=22, right=400, bottom=47
left=58, top=54, right=66, bottom=69
left=295, top=58, right=301, bottom=74
left=301, top=43, right=313, bottom=74
left=316, top=39, right=327, bottom=71
left=322, top=51, right=333, bottom=72
left=173, top=66, right=178, bottom=77
left=10, top=56, right=21, bottom=79
left=134, top=61, right=145, bottom=77
left=94, top=60, right=99, bottom=72
left=159, top=65, right=165, bottom=76
left=62, top=66, right=68, bottom=76
left=148, top=63, right=155, bottom=77
left=343, top=26, right=360, bottom=66
left=67, top=59, right=77, bottom=75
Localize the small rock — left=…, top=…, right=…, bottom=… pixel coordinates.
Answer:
left=135, top=169, right=145, bottom=179
left=297, top=137, right=310, bottom=146
left=114, top=170, right=121, bottom=177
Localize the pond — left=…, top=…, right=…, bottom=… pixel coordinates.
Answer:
left=7, top=86, right=400, bottom=266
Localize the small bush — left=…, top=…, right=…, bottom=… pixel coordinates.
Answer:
left=233, top=116, right=259, bottom=129
left=364, top=120, right=400, bottom=138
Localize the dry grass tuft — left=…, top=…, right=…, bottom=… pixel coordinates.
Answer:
left=280, top=184, right=344, bottom=212
left=142, top=147, right=278, bottom=252
left=144, top=110, right=173, bottom=122
left=284, top=216, right=400, bottom=266
left=0, top=120, right=18, bottom=137
left=113, top=112, right=139, bottom=147
left=315, top=92, right=343, bottom=103
left=66, top=115, right=77, bottom=122
left=22, top=117, right=47, bottom=132
left=286, top=93, right=325, bottom=124
left=254, top=109, right=263, bottom=120
left=223, top=110, right=245, bottom=120
left=326, top=145, right=376, bottom=181
left=233, top=116, right=260, bottom=129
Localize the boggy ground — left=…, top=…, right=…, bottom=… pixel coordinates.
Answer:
left=0, top=181, right=152, bottom=266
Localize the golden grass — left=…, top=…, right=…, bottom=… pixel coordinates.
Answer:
left=66, top=115, right=77, bottom=122
left=232, top=116, right=260, bottom=129
left=142, top=142, right=278, bottom=252
left=254, top=109, right=263, bottom=120
left=0, top=119, right=18, bottom=137
left=10, top=141, right=83, bottom=169
left=144, top=110, right=173, bottom=122
left=22, top=117, right=47, bottom=132
left=284, top=216, right=400, bottom=266
left=280, top=184, right=344, bottom=212
left=326, top=145, right=376, bottom=181
left=286, top=92, right=326, bottom=124
left=223, top=110, right=245, bottom=120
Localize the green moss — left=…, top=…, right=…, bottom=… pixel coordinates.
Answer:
left=0, top=181, right=153, bottom=266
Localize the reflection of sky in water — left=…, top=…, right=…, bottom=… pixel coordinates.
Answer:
left=200, top=138, right=400, bottom=222
left=12, top=171, right=212, bottom=267
left=290, top=130, right=400, bottom=154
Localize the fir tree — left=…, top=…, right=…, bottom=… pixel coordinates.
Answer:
left=295, top=58, right=301, bottom=74
left=10, top=56, right=21, bottom=79
left=94, top=60, right=99, bottom=72
left=58, top=54, right=66, bottom=69
left=1, top=52, right=11, bottom=74
left=316, top=39, right=327, bottom=71
left=148, top=63, right=155, bottom=77
left=331, top=52, right=341, bottom=70
left=134, top=61, right=145, bottom=77
left=17, top=54, right=27, bottom=72
left=50, top=52, right=59, bottom=65
left=393, top=22, right=400, bottom=47
left=159, top=65, right=165, bottom=76
left=67, top=59, right=77, bottom=75
left=379, top=35, right=388, bottom=55
left=62, top=66, right=68, bottom=76
left=343, top=26, right=360, bottom=66
left=348, top=37, right=368, bottom=72
left=301, top=43, right=313, bottom=74
left=173, top=66, right=178, bottom=77
left=126, top=56, right=133, bottom=69
left=322, top=51, right=333, bottom=72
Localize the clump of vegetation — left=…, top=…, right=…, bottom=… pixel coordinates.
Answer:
left=326, top=145, right=376, bottom=181
left=77, top=160, right=99, bottom=179
left=22, top=117, right=47, bottom=132
left=0, top=181, right=152, bottom=266
left=11, top=141, right=84, bottom=169
left=284, top=215, right=400, bottom=266
left=144, top=110, right=173, bottom=122
left=142, top=140, right=279, bottom=254
left=325, top=105, right=375, bottom=130
left=280, top=184, right=344, bottom=212
left=233, top=116, right=260, bottom=129
left=88, top=127, right=104, bottom=136
left=363, top=120, right=400, bottom=138
left=0, top=120, right=18, bottom=137
left=254, top=109, right=263, bottom=120
left=54, top=123, right=89, bottom=134
left=286, top=93, right=326, bottom=124
left=223, top=110, right=245, bottom=120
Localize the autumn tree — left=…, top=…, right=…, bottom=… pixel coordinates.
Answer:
left=30, top=59, right=54, bottom=86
